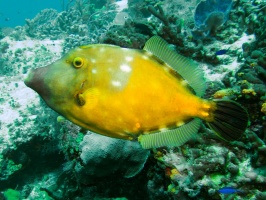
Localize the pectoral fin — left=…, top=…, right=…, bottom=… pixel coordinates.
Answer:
left=75, top=88, right=100, bottom=109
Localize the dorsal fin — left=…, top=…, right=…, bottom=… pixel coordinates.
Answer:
left=143, top=36, right=206, bottom=97
left=138, top=118, right=201, bottom=149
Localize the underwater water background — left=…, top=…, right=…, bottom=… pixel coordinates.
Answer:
left=0, top=0, right=63, bottom=27
left=0, top=0, right=266, bottom=199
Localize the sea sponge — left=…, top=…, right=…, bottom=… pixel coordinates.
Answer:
left=193, top=0, right=233, bottom=38
left=213, top=88, right=235, bottom=98
left=3, top=189, right=20, bottom=200
left=242, top=88, right=256, bottom=96
left=261, top=102, right=266, bottom=114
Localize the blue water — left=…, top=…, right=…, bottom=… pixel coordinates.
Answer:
left=0, top=0, right=63, bottom=27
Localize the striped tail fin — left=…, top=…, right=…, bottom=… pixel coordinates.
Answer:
left=207, top=99, right=249, bottom=141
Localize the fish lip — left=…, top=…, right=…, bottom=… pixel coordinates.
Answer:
left=23, top=66, right=49, bottom=95
left=24, top=68, right=35, bottom=87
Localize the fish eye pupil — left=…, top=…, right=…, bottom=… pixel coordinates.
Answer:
left=75, top=60, right=81, bottom=65
left=73, top=57, right=84, bottom=68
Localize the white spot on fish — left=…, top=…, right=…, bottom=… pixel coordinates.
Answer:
left=145, top=51, right=153, bottom=56
left=125, top=56, right=133, bottom=62
left=91, top=59, right=96, bottom=63
left=99, top=48, right=106, bottom=52
left=163, top=66, right=170, bottom=73
left=142, top=55, right=149, bottom=60
left=181, top=80, right=188, bottom=86
left=159, top=126, right=168, bottom=132
left=176, top=121, right=185, bottom=127
left=111, top=80, right=122, bottom=87
left=92, top=68, right=97, bottom=74
left=120, top=64, right=132, bottom=72
left=108, top=67, right=114, bottom=72
left=107, top=58, right=113, bottom=63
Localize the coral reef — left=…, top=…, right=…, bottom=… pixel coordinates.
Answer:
left=0, top=0, right=266, bottom=199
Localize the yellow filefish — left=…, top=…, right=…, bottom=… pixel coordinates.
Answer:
left=24, top=36, right=248, bottom=149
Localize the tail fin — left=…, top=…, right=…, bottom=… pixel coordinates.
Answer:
left=206, top=99, right=249, bottom=141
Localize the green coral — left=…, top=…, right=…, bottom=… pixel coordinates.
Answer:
left=69, top=132, right=84, bottom=153
left=0, top=157, right=22, bottom=180
left=7, top=160, right=22, bottom=174
left=3, top=189, right=20, bottom=200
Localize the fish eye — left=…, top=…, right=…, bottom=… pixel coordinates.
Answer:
left=73, top=57, right=84, bottom=68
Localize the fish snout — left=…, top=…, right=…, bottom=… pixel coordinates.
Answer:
left=24, top=66, right=50, bottom=97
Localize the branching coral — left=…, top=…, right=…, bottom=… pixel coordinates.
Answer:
left=147, top=5, right=184, bottom=46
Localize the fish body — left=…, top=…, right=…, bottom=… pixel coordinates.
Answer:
left=218, top=187, right=242, bottom=194
left=113, top=12, right=129, bottom=25
left=215, top=49, right=228, bottom=55
left=24, top=36, right=248, bottom=148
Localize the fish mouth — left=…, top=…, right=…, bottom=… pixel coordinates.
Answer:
left=24, top=68, right=35, bottom=88
left=24, top=66, right=50, bottom=97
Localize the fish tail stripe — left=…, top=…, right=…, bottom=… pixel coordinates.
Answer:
left=139, top=118, right=201, bottom=149
left=207, top=99, right=249, bottom=141
left=144, top=36, right=206, bottom=97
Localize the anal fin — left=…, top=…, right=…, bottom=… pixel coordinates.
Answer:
left=138, top=118, right=201, bottom=149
